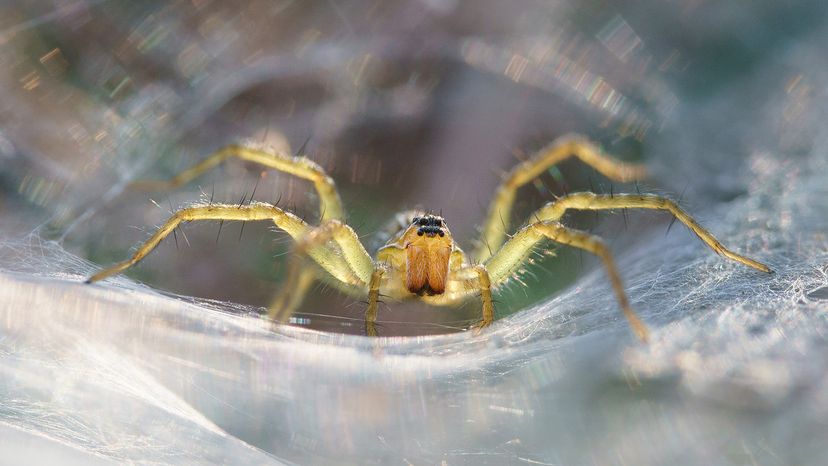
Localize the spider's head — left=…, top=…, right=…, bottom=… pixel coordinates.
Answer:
left=411, top=214, right=446, bottom=238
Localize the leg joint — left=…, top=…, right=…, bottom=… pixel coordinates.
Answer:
left=474, top=264, right=492, bottom=288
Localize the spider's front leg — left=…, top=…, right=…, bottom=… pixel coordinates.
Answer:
left=268, top=266, right=318, bottom=323
left=477, top=135, right=646, bottom=262
left=364, top=266, right=386, bottom=337
left=529, top=192, right=772, bottom=273
left=87, top=203, right=303, bottom=283
left=470, top=265, right=495, bottom=333
left=484, top=192, right=772, bottom=341
left=140, top=143, right=349, bottom=316
left=268, top=219, right=376, bottom=323
left=85, top=203, right=366, bottom=298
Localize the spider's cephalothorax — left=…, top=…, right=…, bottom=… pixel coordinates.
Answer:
left=87, top=134, right=772, bottom=341
left=397, top=214, right=453, bottom=295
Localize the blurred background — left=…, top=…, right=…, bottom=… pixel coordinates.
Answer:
left=1, top=1, right=827, bottom=465
left=0, top=0, right=735, bottom=333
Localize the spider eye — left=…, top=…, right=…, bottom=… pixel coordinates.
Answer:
left=411, top=216, right=421, bottom=224
left=418, top=218, right=429, bottom=226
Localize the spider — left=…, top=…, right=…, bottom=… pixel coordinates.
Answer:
left=86, top=134, right=772, bottom=341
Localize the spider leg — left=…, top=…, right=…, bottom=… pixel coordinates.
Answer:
left=268, top=219, right=375, bottom=322
left=486, top=220, right=649, bottom=341
left=365, top=267, right=385, bottom=336
left=268, top=265, right=317, bottom=323
left=528, top=192, right=772, bottom=273
left=469, top=265, right=495, bottom=332
left=85, top=202, right=361, bottom=290
left=476, top=134, right=646, bottom=261
left=126, top=143, right=352, bottom=322
left=131, top=144, right=344, bottom=221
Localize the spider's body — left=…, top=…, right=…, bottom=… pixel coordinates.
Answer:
left=384, top=214, right=455, bottom=296
left=87, top=135, right=772, bottom=341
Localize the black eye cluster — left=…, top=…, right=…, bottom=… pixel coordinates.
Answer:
left=412, top=215, right=445, bottom=237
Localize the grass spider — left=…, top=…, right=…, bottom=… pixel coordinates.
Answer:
left=86, top=134, right=772, bottom=341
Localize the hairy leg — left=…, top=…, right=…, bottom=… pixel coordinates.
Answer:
left=85, top=203, right=363, bottom=290
left=268, top=265, right=318, bottom=323
left=471, top=265, right=495, bottom=332
left=485, top=220, right=649, bottom=342
left=365, top=267, right=385, bottom=336
left=131, top=144, right=344, bottom=221
left=476, top=134, right=646, bottom=261
left=268, top=219, right=376, bottom=322
left=529, top=192, right=771, bottom=273
left=125, top=143, right=351, bottom=323
left=295, top=220, right=375, bottom=284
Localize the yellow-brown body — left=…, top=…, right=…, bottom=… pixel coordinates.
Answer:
left=375, top=213, right=470, bottom=302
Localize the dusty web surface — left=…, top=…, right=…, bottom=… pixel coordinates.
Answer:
left=2, top=2, right=828, bottom=465
left=2, top=109, right=827, bottom=466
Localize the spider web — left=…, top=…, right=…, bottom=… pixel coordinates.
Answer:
left=3, top=3, right=828, bottom=466
left=2, top=93, right=828, bottom=466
